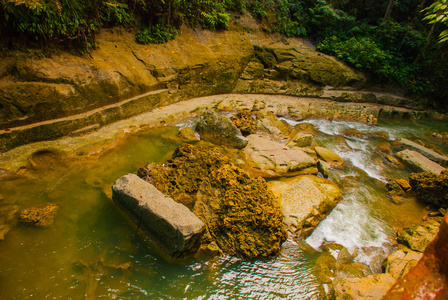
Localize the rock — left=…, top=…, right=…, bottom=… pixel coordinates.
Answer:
left=112, top=174, right=205, bottom=258
left=315, top=252, right=337, bottom=283
left=177, top=127, right=200, bottom=141
left=395, top=179, right=411, bottom=192
left=333, top=273, right=396, bottom=300
left=196, top=109, right=248, bottom=149
left=397, top=138, right=448, bottom=166
left=395, top=149, right=445, bottom=175
left=137, top=143, right=230, bottom=208
left=376, top=142, right=392, bottom=155
left=315, top=146, right=344, bottom=166
left=397, top=219, right=440, bottom=252
left=368, top=131, right=390, bottom=139
left=317, top=160, right=330, bottom=178
left=268, top=175, right=342, bottom=236
left=341, top=128, right=363, bottom=138
left=336, top=262, right=373, bottom=279
left=193, top=165, right=286, bottom=258
left=287, top=132, right=313, bottom=147
left=383, top=249, right=423, bottom=280
left=255, top=110, right=291, bottom=138
left=231, top=110, right=257, bottom=136
left=383, top=214, right=448, bottom=300
left=19, top=203, right=58, bottom=227
left=242, top=134, right=317, bottom=177
left=409, top=170, right=448, bottom=209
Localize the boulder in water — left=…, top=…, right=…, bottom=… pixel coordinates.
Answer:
left=395, top=149, right=444, bottom=175
left=112, top=174, right=205, bottom=258
left=383, top=249, right=423, bottom=280
left=177, top=127, right=200, bottom=141
left=242, top=134, right=317, bottom=177
left=397, top=138, right=448, bottom=166
left=268, top=175, right=342, bottom=236
left=196, top=109, right=248, bottom=149
left=137, top=143, right=230, bottom=208
left=193, top=165, right=286, bottom=258
left=314, top=146, right=343, bottom=166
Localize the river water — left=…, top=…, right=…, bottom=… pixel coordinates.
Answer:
left=0, top=117, right=447, bottom=299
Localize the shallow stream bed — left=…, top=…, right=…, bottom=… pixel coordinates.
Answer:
left=0, top=116, right=447, bottom=299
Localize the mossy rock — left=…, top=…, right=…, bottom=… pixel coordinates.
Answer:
left=409, top=170, right=448, bottom=209
left=137, top=143, right=230, bottom=207
left=194, top=165, right=286, bottom=258
left=231, top=110, right=258, bottom=136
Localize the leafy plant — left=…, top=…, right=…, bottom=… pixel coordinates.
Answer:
left=136, top=24, right=177, bottom=44
left=422, top=0, right=448, bottom=43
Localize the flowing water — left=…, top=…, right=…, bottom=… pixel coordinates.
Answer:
left=0, top=116, right=447, bottom=299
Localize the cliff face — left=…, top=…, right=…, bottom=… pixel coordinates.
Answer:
left=0, top=18, right=370, bottom=152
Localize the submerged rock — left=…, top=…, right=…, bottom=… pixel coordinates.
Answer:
left=395, top=149, right=445, bottom=174
left=409, top=170, right=448, bottom=209
left=137, top=143, right=230, bottom=208
left=231, top=110, right=257, bottom=136
left=196, top=110, right=248, bottom=149
left=268, top=175, right=342, bottom=236
left=242, top=134, right=317, bottom=177
left=19, top=203, right=58, bottom=227
left=112, top=174, right=205, bottom=258
left=193, top=165, right=286, bottom=258
left=0, top=205, right=18, bottom=239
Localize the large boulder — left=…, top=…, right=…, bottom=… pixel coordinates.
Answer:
left=409, top=170, right=448, bottom=209
left=196, top=110, right=248, bottom=149
left=397, top=138, right=448, bottom=166
left=395, top=149, right=445, bottom=175
left=242, top=134, right=317, bottom=177
left=112, top=174, right=205, bottom=258
left=193, top=165, right=286, bottom=258
left=383, top=214, right=448, bottom=300
left=268, top=175, right=342, bottom=236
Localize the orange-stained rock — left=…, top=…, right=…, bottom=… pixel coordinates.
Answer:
left=383, top=214, right=448, bottom=299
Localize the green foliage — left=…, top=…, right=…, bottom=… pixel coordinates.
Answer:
left=136, top=24, right=177, bottom=44
left=422, top=0, right=448, bottom=43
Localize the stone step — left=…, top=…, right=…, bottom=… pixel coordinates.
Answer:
left=398, top=138, right=448, bottom=166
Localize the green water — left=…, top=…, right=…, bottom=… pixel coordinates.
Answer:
left=0, top=117, right=447, bottom=299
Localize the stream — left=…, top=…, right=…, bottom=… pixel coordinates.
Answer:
left=0, top=116, right=447, bottom=299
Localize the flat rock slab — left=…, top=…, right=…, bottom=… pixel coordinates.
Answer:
left=268, top=175, right=342, bottom=236
left=112, top=174, right=204, bottom=257
left=333, top=273, right=396, bottom=300
left=398, top=138, right=448, bottom=166
left=395, top=149, right=445, bottom=175
left=243, top=134, right=317, bottom=177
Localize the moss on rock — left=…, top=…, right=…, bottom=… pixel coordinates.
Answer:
left=194, top=165, right=286, bottom=258
left=137, top=143, right=230, bottom=207
left=231, top=110, right=258, bottom=136
left=409, top=170, right=448, bottom=209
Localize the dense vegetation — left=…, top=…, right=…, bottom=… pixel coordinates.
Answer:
left=0, top=0, right=447, bottom=109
